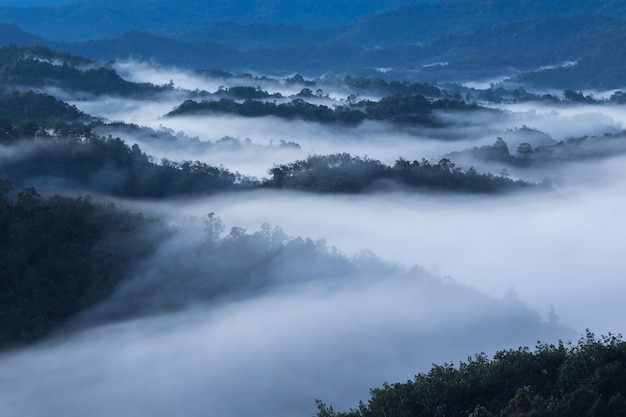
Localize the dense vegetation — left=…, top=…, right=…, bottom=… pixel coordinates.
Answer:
left=0, top=91, right=88, bottom=142
left=0, top=45, right=164, bottom=96
left=265, top=154, right=533, bottom=194
left=0, top=91, right=87, bottom=125
left=0, top=56, right=537, bottom=197
left=167, top=97, right=367, bottom=125
left=2, top=133, right=535, bottom=197
left=0, top=181, right=163, bottom=348
left=1, top=132, right=249, bottom=198
left=2, top=112, right=536, bottom=196
left=317, top=331, right=626, bottom=417
left=166, top=95, right=480, bottom=127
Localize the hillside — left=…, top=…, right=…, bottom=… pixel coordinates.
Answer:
left=318, top=331, right=626, bottom=417
left=2, top=1, right=626, bottom=89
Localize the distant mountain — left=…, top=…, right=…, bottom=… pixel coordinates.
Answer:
left=516, top=28, right=626, bottom=89
left=339, top=0, right=626, bottom=46
left=48, top=15, right=626, bottom=90
left=2, top=0, right=625, bottom=44
left=0, top=0, right=412, bottom=41
left=64, top=31, right=248, bottom=71
left=3, top=1, right=626, bottom=90
left=174, top=22, right=346, bottom=49
left=0, top=22, right=48, bottom=46
left=407, top=14, right=626, bottom=82
left=56, top=31, right=424, bottom=77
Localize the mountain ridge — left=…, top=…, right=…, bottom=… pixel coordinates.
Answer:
left=1, top=0, right=625, bottom=43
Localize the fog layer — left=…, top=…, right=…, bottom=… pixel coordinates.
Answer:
left=3, top=62, right=623, bottom=417
left=0, top=223, right=571, bottom=417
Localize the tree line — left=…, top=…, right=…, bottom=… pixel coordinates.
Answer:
left=265, top=154, right=534, bottom=194
left=166, top=94, right=482, bottom=127
left=0, top=91, right=533, bottom=197
left=0, top=44, right=165, bottom=96
left=0, top=181, right=164, bottom=348
left=317, top=331, right=626, bottom=417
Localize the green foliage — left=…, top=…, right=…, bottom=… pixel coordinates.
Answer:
left=0, top=45, right=164, bottom=96
left=0, top=91, right=87, bottom=142
left=319, top=331, right=626, bottom=417
left=2, top=125, right=254, bottom=198
left=0, top=183, right=162, bottom=347
left=267, top=154, right=388, bottom=193
left=168, top=97, right=367, bottom=125
left=266, top=154, right=533, bottom=194
left=3, top=119, right=531, bottom=197
left=166, top=94, right=478, bottom=127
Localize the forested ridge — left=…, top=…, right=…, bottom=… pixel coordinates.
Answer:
left=0, top=89, right=536, bottom=196
left=317, top=331, right=626, bottom=417
left=166, top=94, right=481, bottom=127
left=0, top=181, right=164, bottom=348
left=265, top=154, right=532, bottom=194
left=0, top=44, right=165, bottom=96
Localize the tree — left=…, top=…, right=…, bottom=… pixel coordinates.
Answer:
left=517, top=143, right=533, bottom=157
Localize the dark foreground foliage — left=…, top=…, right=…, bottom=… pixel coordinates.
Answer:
left=317, top=331, right=626, bottom=417
left=0, top=181, right=163, bottom=348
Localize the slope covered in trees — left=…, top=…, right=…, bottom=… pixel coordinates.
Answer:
left=0, top=90, right=86, bottom=124
left=1, top=132, right=250, bottom=198
left=0, top=44, right=164, bottom=96
left=166, top=95, right=481, bottom=127
left=317, top=331, right=626, bottom=417
left=0, top=182, right=164, bottom=348
left=265, top=154, right=533, bottom=194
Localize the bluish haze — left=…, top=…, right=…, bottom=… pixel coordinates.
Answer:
left=1, top=2, right=625, bottom=416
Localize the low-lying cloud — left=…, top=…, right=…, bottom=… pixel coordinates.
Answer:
left=4, top=62, right=625, bottom=417
left=0, top=224, right=572, bottom=417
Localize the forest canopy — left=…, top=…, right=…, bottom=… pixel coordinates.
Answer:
left=317, top=331, right=626, bottom=417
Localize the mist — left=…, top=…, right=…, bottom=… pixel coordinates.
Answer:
left=110, top=61, right=343, bottom=99
left=0, top=218, right=573, bottom=417
left=4, top=57, right=626, bottom=417
left=45, top=64, right=626, bottom=336
left=124, top=149, right=626, bottom=337
left=62, top=62, right=626, bottom=182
